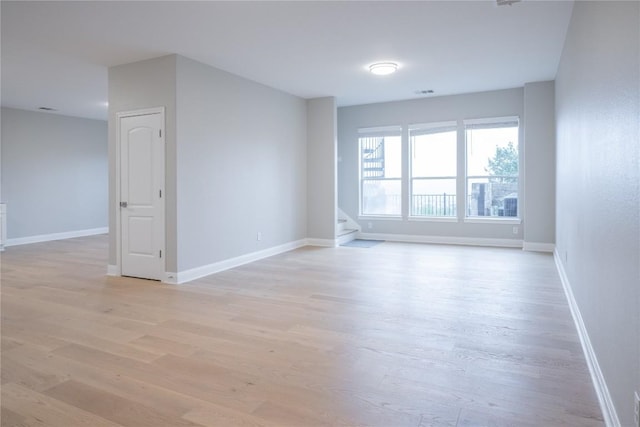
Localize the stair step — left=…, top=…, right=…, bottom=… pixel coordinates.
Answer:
left=337, top=228, right=357, bottom=237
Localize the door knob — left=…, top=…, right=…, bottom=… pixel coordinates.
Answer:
left=120, top=201, right=128, bottom=208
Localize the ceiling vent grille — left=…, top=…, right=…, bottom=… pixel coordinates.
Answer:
left=496, top=0, right=521, bottom=5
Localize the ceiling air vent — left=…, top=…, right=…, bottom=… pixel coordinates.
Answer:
left=496, top=0, right=521, bottom=5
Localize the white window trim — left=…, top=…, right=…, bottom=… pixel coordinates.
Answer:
left=464, top=217, right=521, bottom=225
left=409, top=123, right=458, bottom=220
left=464, top=117, right=521, bottom=221
left=358, top=215, right=403, bottom=221
left=463, top=116, right=519, bottom=126
left=408, top=216, right=458, bottom=223
left=358, top=129, right=402, bottom=217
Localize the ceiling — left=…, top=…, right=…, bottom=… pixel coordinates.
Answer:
left=1, top=1, right=574, bottom=121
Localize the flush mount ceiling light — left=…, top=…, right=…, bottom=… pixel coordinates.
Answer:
left=369, top=62, right=398, bottom=76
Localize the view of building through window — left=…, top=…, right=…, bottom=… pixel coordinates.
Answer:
left=358, top=118, right=519, bottom=219
left=359, top=132, right=401, bottom=216
left=465, top=119, right=519, bottom=218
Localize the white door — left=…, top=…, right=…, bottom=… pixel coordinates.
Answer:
left=119, top=111, right=165, bottom=280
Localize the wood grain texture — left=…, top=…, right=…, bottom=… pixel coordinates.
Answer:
left=1, top=235, right=603, bottom=426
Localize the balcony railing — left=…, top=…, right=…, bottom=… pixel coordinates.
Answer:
left=411, top=193, right=456, bottom=217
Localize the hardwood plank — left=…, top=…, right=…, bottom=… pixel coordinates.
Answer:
left=1, top=382, right=123, bottom=427
left=0, top=406, right=28, bottom=427
left=0, top=235, right=604, bottom=426
left=44, top=380, right=204, bottom=427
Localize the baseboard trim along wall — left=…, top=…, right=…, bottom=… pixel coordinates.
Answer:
left=305, top=238, right=338, bottom=247
left=522, top=241, right=555, bottom=252
left=107, top=264, right=119, bottom=276
left=166, top=239, right=308, bottom=284
left=554, top=249, right=620, bottom=427
left=357, top=232, right=523, bottom=248
left=5, top=227, right=108, bottom=247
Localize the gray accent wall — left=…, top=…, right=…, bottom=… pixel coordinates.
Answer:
left=307, top=97, right=337, bottom=241
left=175, top=55, right=307, bottom=272
left=523, top=81, right=556, bottom=246
left=109, top=54, right=308, bottom=274
left=108, top=55, right=178, bottom=271
left=555, top=2, right=640, bottom=425
left=337, top=88, right=527, bottom=240
left=1, top=107, right=107, bottom=239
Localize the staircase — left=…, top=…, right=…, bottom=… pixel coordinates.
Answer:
left=337, top=218, right=357, bottom=245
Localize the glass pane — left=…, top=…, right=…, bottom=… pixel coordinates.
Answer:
left=411, top=130, right=456, bottom=177
left=360, top=135, right=401, bottom=179
left=466, top=177, right=518, bottom=217
left=466, top=126, right=518, bottom=177
left=411, top=179, right=456, bottom=217
left=384, top=136, right=401, bottom=178
left=362, top=179, right=401, bottom=216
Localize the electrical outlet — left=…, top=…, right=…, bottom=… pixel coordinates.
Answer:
left=257, top=232, right=262, bottom=241
left=512, top=226, right=519, bottom=234
left=368, top=222, right=373, bottom=229
left=634, top=391, right=639, bottom=427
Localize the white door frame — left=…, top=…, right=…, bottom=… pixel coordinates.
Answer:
left=115, top=106, right=166, bottom=280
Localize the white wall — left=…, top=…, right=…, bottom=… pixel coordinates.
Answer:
left=1, top=107, right=107, bottom=240
left=175, top=56, right=307, bottom=272
left=555, top=2, right=639, bottom=425
left=307, top=97, right=337, bottom=242
left=338, top=88, right=527, bottom=242
left=523, top=81, right=556, bottom=248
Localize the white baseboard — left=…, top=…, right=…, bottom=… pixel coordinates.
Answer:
left=107, top=264, right=119, bottom=276
left=554, top=250, right=620, bottom=427
left=357, top=232, right=523, bottom=248
left=523, top=241, right=555, bottom=252
left=305, top=238, right=338, bottom=247
left=5, top=227, right=108, bottom=247
left=336, top=230, right=357, bottom=246
left=166, top=239, right=307, bottom=284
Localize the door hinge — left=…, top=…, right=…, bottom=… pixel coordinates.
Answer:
left=159, top=129, right=162, bottom=138
left=159, top=250, right=162, bottom=258
left=159, top=189, right=162, bottom=198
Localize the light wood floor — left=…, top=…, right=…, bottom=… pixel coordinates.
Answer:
left=1, top=235, right=603, bottom=427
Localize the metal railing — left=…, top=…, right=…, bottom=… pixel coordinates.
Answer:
left=411, top=194, right=456, bottom=217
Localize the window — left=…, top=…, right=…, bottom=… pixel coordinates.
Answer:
left=465, top=117, right=519, bottom=218
left=409, top=122, right=457, bottom=217
left=358, top=126, right=402, bottom=216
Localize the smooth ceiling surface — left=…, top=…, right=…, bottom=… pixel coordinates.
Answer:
left=1, top=1, right=574, bottom=120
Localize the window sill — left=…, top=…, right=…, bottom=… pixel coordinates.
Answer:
left=408, top=216, right=458, bottom=223
left=358, top=215, right=403, bottom=221
left=464, top=217, right=521, bottom=225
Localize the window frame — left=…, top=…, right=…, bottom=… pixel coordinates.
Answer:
left=408, top=121, right=458, bottom=220
left=357, top=126, right=403, bottom=218
left=463, top=116, right=521, bottom=222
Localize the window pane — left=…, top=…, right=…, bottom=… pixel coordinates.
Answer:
left=362, top=179, right=401, bottom=216
left=384, top=136, right=401, bottom=178
left=411, top=179, right=456, bottom=217
left=466, top=178, right=518, bottom=217
left=466, top=126, right=518, bottom=177
left=360, top=132, right=402, bottom=216
left=411, top=130, right=457, bottom=177
left=360, top=135, right=401, bottom=179
left=465, top=121, right=519, bottom=219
